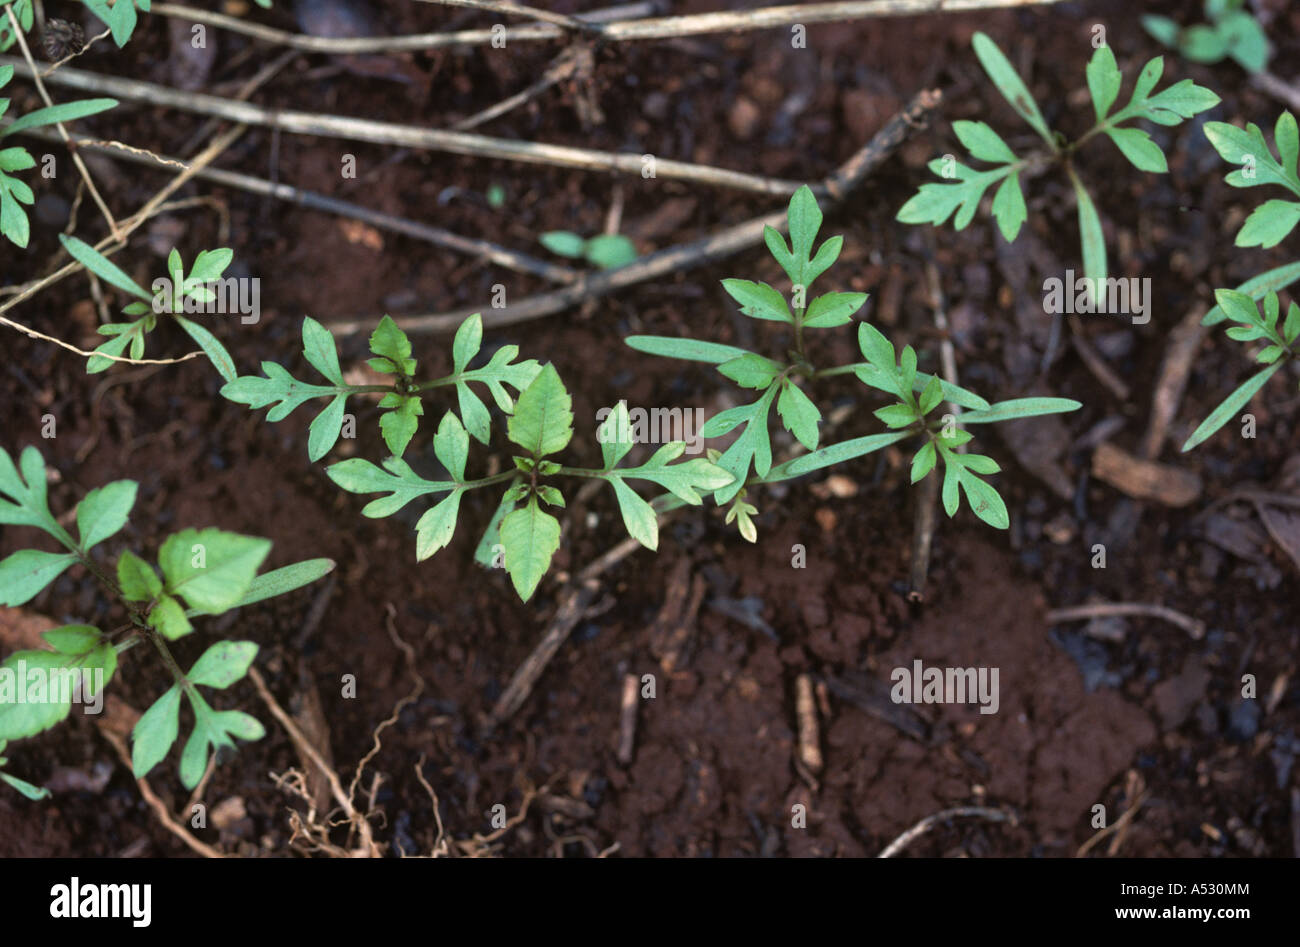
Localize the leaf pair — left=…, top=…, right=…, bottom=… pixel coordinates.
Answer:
left=540, top=231, right=637, bottom=269
left=1143, top=2, right=1269, bottom=75
left=1204, top=111, right=1300, bottom=249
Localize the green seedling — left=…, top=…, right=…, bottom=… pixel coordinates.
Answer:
left=1184, top=111, right=1300, bottom=450
left=58, top=234, right=241, bottom=379
left=897, top=32, right=1219, bottom=289
left=0, top=444, right=333, bottom=794
left=221, top=314, right=732, bottom=601
left=1143, top=0, right=1270, bottom=75
left=629, top=185, right=1081, bottom=535
left=540, top=230, right=638, bottom=269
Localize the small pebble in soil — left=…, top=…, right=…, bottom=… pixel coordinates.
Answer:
left=34, top=195, right=70, bottom=229
left=1225, top=699, right=1260, bottom=741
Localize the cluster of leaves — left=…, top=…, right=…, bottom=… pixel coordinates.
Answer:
left=0, top=65, right=117, bottom=247
left=1183, top=290, right=1298, bottom=451
left=59, top=235, right=239, bottom=378
left=629, top=185, right=1081, bottom=534
left=540, top=230, right=638, bottom=269
left=0, top=0, right=33, bottom=52
left=223, top=314, right=732, bottom=601
left=0, top=445, right=333, bottom=795
left=1143, top=0, right=1270, bottom=75
left=1183, top=111, right=1300, bottom=451
left=897, top=32, right=1219, bottom=288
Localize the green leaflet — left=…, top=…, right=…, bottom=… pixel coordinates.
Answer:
left=500, top=496, right=561, bottom=601
left=971, top=31, right=1055, bottom=147
left=1182, top=362, right=1282, bottom=451
left=157, top=528, right=271, bottom=615
left=75, top=480, right=137, bottom=551
left=508, top=364, right=574, bottom=459
left=327, top=456, right=456, bottom=518
left=595, top=403, right=734, bottom=548
left=1205, top=113, right=1300, bottom=248
left=701, top=384, right=779, bottom=504
left=625, top=336, right=751, bottom=365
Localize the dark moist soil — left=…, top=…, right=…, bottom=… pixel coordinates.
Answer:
left=2, top=0, right=1300, bottom=857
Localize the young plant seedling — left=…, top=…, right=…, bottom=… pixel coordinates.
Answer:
left=1143, top=0, right=1270, bottom=75
left=221, top=314, right=733, bottom=601
left=1182, top=290, right=1297, bottom=451
left=628, top=185, right=1082, bottom=535
left=0, top=444, right=333, bottom=794
left=897, top=32, right=1219, bottom=290
left=0, top=65, right=117, bottom=247
left=540, top=230, right=638, bottom=269
left=1183, top=111, right=1300, bottom=450
left=57, top=234, right=241, bottom=379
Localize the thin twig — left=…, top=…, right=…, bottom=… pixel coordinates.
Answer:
left=877, top=806, right=1018, bottom=857
left=149, top=1, right=655, bottom=53
left=13, top=124, right=580, bottom=284
left=329, top=88, right=942, bottom=337
left=0, top=55, right=816, bottom=195
left=1046, top=602, right=1205, bottom=639
left=1077, top=790, right=1148, bottom=857
left=169, top=0, right=1065, bottom=51
left=418, top=0, right=601, bottom=33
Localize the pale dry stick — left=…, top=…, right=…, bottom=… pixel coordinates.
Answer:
left=150, top=2, right=656, bottom=54
left=248, top=0, right=1066, bottom=50
left=0, top=55, right=812, bottom=196
left=97, top=724, right=225, bottom=859
left=177, top=46, right=300, bottom=160
left=14, top=124, right=580, bottom=284
left=1250, top=71, right=1300, bottom=113
left=1046, top=602, right=1205, bottom=639
left=877, top=805, right=1018, bottom=857
left=420, top=0, right=600, bottom=33
left=248, top=666, right=381, bottom=858
left=331, top=88, right=943, bottom=337
left=1077, top=790, right=1148, bottom=857
left=794, top=673, right=823, bottom=775
left=4, top=4, right=120, bottom=240
left=452, top=43, right=588, bottom=132
left=616, top=673, right=638, bottom=766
